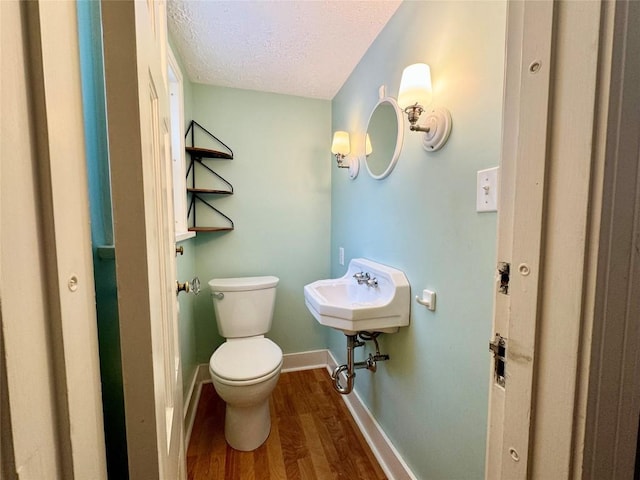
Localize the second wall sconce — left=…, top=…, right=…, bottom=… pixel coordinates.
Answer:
left=331, top=130, right=359, bottom=179
left=398, top=63, right=452, bottom=152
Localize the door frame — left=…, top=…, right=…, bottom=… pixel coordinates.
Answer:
left=487, top=0, right=640, bottom=478
left=3, top=0, right=185, bottom=477
left=1, top=1, right=107, bottom=478
left=578, top=1, right=640, bottom=476
left=5, top=1, right=639, bottom=478
left=486, top=2, right=555, bottom=476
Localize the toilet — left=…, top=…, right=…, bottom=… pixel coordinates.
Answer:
left=207, top=275, right=282, bottom=451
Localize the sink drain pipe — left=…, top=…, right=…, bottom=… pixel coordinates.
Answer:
left=331, top=332, right=390, bottom=395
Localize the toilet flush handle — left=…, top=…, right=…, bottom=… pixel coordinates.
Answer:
left=212, top=292, right=224, bottom=300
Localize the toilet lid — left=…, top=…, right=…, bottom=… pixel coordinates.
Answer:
left=210, top=337, right=282, bottom=381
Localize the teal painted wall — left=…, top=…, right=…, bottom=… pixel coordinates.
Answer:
left=77, top=1, right=128, bottom=478
left=329, top=2, right=506, bottom=478
left=80, top=1, right=504, bottom=476
left=177, top=235, right=197, bottom=401
left=188, top=85, right=331, bottom=362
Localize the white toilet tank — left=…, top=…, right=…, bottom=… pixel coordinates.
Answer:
left=208, top=276, right=279, bottom=338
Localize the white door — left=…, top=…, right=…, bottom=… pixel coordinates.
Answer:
left=101, top=1, right=184, bottom=478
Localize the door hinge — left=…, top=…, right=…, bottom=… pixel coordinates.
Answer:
left=498, top=262, right=510, bottom=294
left=489, top=333, right=506, bottom=387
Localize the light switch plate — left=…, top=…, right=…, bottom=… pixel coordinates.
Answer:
left=477, top=167, right=499, bottom=212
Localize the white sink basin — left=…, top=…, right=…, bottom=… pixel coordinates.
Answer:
left=304, top=258, right=410, bottom=335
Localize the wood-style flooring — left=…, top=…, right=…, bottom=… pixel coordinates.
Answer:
left=187, top=368, right=387, bottom=480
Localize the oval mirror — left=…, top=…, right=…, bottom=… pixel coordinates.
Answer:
left=364, top=96, right=404, bottom=180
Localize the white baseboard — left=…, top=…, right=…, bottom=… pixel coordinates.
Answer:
left=282, top=349, right=329, bottom=372
left=326, top=351, right=417, bottom=480
left=184, top=349, right=415, bottom=480
left=183, top=363, right=211, bottom=447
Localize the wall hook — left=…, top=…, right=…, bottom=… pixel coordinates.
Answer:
left=415, top=289, right=436, bottom=311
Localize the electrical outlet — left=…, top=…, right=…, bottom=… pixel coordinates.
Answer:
left=339, top=247, right=344, bottom=266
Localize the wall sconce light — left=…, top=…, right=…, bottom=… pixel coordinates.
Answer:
left=331, top=131, right=359, bottom=179
left=331, top=131, right=350, bottom=167
left=398, top=63, right=452, bottom=151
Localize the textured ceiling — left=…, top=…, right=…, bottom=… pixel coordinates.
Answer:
left=167, top=0, right=402, bottom=100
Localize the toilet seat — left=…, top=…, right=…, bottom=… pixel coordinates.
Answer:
left=210, top=337, right=282, bottom=386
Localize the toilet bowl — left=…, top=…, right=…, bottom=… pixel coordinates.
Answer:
left=208, top=276, right=282, bottom=451
left=209, top=337, right=282, bottom=450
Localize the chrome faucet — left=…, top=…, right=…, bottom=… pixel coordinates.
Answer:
left=353, top=271, right=370, bottom=284
left=353, top=271, right=377, bottom=287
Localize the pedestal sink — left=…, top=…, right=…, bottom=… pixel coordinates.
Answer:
left=304, top=258, right=410, bottom=335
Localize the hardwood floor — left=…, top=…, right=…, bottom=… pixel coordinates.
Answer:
left=187, top=368, right=387, bottom=480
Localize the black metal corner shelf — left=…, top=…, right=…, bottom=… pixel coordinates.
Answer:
left=185, top=146, right=232, bottom=160
left=185, top=120, right=235, bottom=232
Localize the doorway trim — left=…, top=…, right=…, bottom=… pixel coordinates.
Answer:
left=578, top=1, right=640, bottom=476
left=487, top=1, right=640, bottom=478
left=1, top=1, right=107, bottom=478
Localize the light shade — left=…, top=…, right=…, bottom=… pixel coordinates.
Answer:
left=365, top=134, right=373, bottom=156
left=331, top=131, right=350, bottom=156
left=397, top=63, right=433, bottom=109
